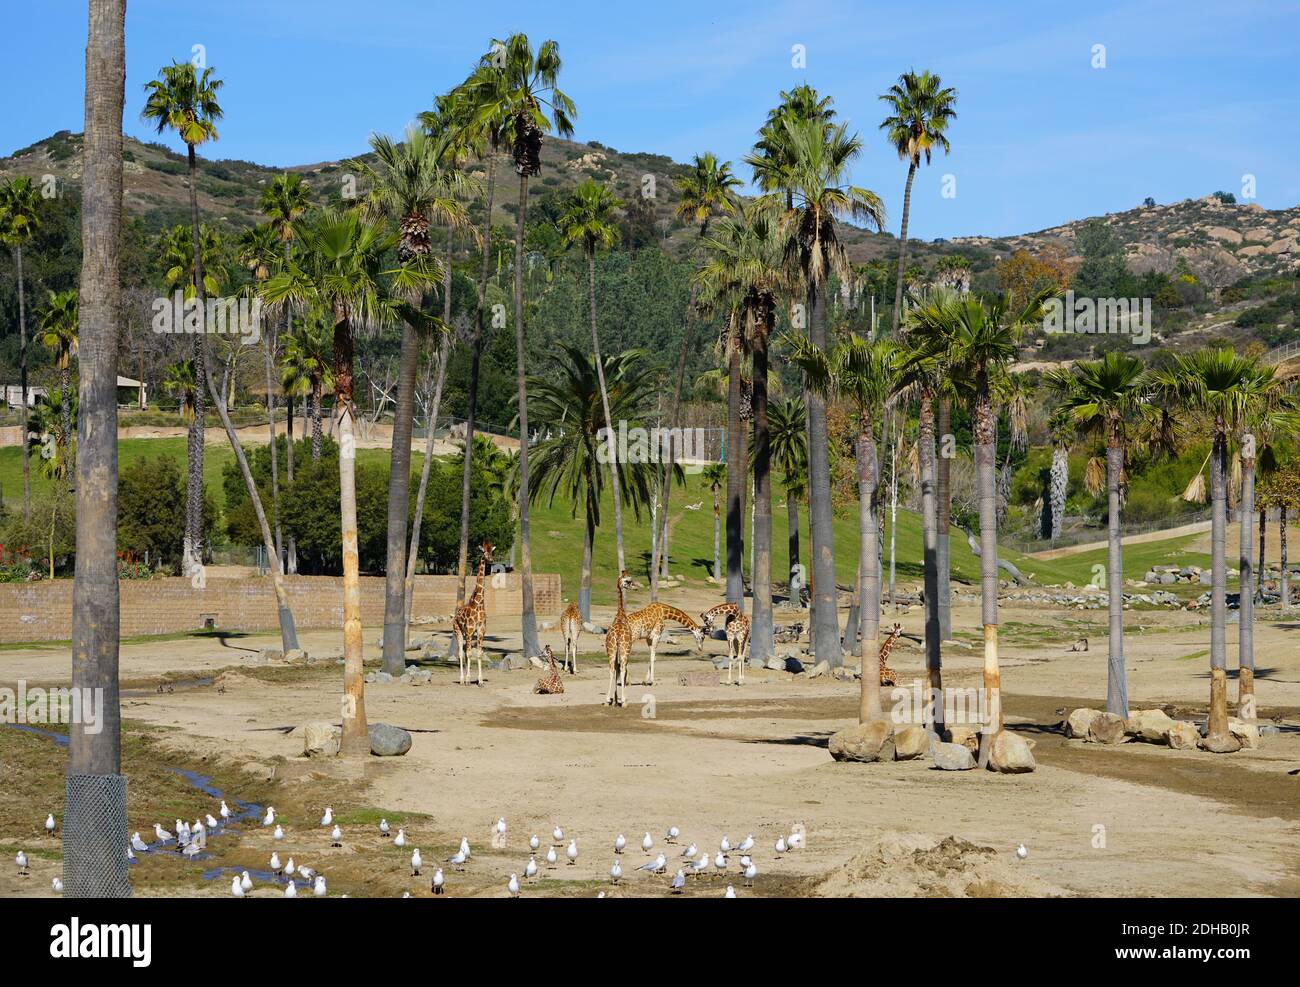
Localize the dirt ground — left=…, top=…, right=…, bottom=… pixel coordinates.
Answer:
left=2, top=584, right=1298, bottom=898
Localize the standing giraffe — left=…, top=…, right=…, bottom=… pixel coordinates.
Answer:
left=724, top=611, right=751, bottom=685
left=627, top=603, right=705, bottom=685
left=699, top=602, right=742, bottom=637
left=452, top=542, right=494, bottom=686
left=604, top=571, right=635, bottom=707
left=877, top=621, right=903, bottom=687
left=560, top=600, right=582, bottom=674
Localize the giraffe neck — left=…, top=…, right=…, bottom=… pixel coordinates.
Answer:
left=473, top=557, right=486, bottom=600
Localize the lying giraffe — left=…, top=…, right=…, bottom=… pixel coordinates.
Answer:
left=560, top=600, right=582, bottom=674
left=533, top=645, right=564, bottom=695
left=724, top=611, right=751, bottom=685
left=877, top=622, right=903, bottom=687
left=627, top=603, right=705, bottom=685
left=604, top=571, right=635, bottom=707
left=452, top=542, right=494, bottom=686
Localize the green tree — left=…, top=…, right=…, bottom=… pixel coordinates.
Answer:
left=702, top=462, right=727, bottom=581
left=768, top=395, right=807, bottom=583
left=38, top=288, right=79, bottom=473
left=0, top=175, right=43, bottom=519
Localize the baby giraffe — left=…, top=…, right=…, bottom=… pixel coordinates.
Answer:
left=724, top=612, right=751, bottom=685
left=560, top=600, right=583, bottom=674
left=604, top=571, right=635, bottom=707
left=452, top=542, right=494, bottom=686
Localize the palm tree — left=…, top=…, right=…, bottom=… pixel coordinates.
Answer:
left=162, top=358, right=198, bottom=420
left=264, top=208, right=433, bottom=755
left=702, top=462, right=727, bottom=581
left=768, top=395, right=808, bottom=587
left=141, top=59, right=223, bottom=577
left=350, top=125, right=465, bottom=673
left=1048, top=351, right=1149, bottom=718
left=26, top=390, right=77, bottom=483
left=1158, top=350, right=1297, bottom=745
left=650, top=153, right=741, bottom=597
left=879, top=70, right=958, bottom=333
left=466, top=32, right=575, bottom=660
left=763, top=116, right=885, bottom=667
left=0, top=175, right=43, bottom=519
left=38, top=289, right=79, bottom=477
left=65, top=0, right=129, bottom=898
left=528, top=345, right=658, bottom=618
left=282, top=315, right=333, bottom=461
left=559, top=178, right=629, bottom=574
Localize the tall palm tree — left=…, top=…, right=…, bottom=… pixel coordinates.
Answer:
left=763, top=116, right=885, bottom=667
left=162, top=358, right=198, bottom=420
left=768, top=395, right=808, bottom=587
left=38, top=289, right=79, bottom=476
left=350, top=125, right=465, bottom=673
left=65, top=0, right=129, bottom=898
left=264, top=208, right=434, bottom=754
left=466, top=32, right=575, bottom=659
left=528, top=345, right=658, bottom=617
left=559, top=178, right=629, bottom=573
left=0, top=175, right=43, bottom=519
left=650, top=153, right=741, bottom=597
left=1158, top=350, right=1297, bottom=746
left=1048, top=351, right=1149, bottom=718
left=141, top=59, right=223, bottom=577
left=702, top=462, right=727, bottom=581
left=879, top=70, right=958, bottom=333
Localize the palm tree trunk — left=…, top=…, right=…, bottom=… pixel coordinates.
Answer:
left=381, top=314, right=419, bottom=674
left=1205, top=429, right=1232, bottom=749
left=184, top=142, right=207, bottom=578
left=974, top=383, right=1001, bottom=766
left=514, top=172, right=540, bottom=659
left=750, top=321, right=773, bottom=665
left=60, top=362, right=74, bottom=484
left=65, top=0, right=130, bottom=897
left=1257, top=506, right=1266, bottom=602
left=919, top=389, right=942, bottom=735
left=806, top=282, right=842, bottom=666
left=889, top=161, right=917, bottom=333
left=888, top=419, right=899, bottom=610
left=1050, top=443, right=1068, bottom=542
left=334, top=312, right=368, bottom=757
left=786, top=486, right=799, bottom=590
left=580, top=506, right=594, bottom=620
left=311, top=383, right=322, bottom=461
left=1238, top=447, right=1256, bottom=718
left=936, top=396, right=953, bottom=639
left=265, top=323, right=283, bottom=563
left=1282, top=507, right=1290, bottom=608
left=1105, top=441, right=1128, bottom=717
left=857, top=421, right=884, bottom=724
left=712, top=488, right=721, bottom=581
left=725, top=337, right=745, bottom=606
left=588, top=251, right=626, bottom=573
left=16, top=244, right=30, bottom=520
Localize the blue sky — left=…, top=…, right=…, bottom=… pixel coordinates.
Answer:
left=5, top=0, right=1298, bottom=240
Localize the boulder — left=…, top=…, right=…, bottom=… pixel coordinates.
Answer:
left=988, top=730, right=1037, bottom=773
left=1126, top=708, right=1175, bottom=742
left=364, top=671, right=395, bottom=685
left=808, top=660, right=831, bottom=679
left=828, top=721, right=894, bottom=763
left=1202, top=732, right=1242, bottom=754
left=368, top=723, right=412, bottom=757
left=1228, top=718, right=1260, bottom=750
left=930, top=739, right=976, bottom=770
left=944, top=725, right=980, bottom=753
left=284, top=648, right=308, bottom=664
left=259, top=647, right=284, bottom=662
left=1165, top=721, right=1201, bottom=750
left=764, top=655, right=786, bottom=671
left=1065, top=707, right=1102, bottom=739
left=1087, top=712, right=1127, bottom=745
left=894, top=725, right=928, bottom=760
left=303, top=721, right=340, bottom=758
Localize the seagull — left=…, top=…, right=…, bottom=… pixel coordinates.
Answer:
left=525, top=856, right=538, bottom=881
left=402, top=892, right=411, bottom=898
left=610, top=860, right=622, bottom=883
left=192, top=821, right=206, bottom=849
left=1016, top=844, right=1028, bottom=860
left=16, top=851, right=29, bottom=875
left=219, top=801, right=231, bottom=821
left=529, top=834, right=540, bottom=851
left=183, top=842, right=202, bottom=859
left=284, top=881, right=297, bottom=898
left=52, top=877, right=63, bottom=893
left=614, top=834, right=626, bottom=855
left=671, top=870, right=686, bottom=893
left=545, top=846, right=557, bottom=868
left=788, top=831, right=804, bottom=851
left=284, top=858, right=296, bottom=877
left=270, top=852, right=282, bottom=875
left=774, top=836, right=787, bottom=856
left=432, top=868, right=445, bottom=894
left=273, top=825, right=284, bottom=842
left=394, top=829, right=407, bottom=849
left=411, top=849, right=422, bottom=877
left=642, top=832, right=654, bottom=853
left=44, top=814, right=56, bottom=835
left=131, top=833, right=148, bottom=852
left=263, top=807, right=275, bottom=827
left=240, top=871, right=253, bottom=893
left=298, top=866, right=315, bottom=882
left=126, top=847, right=136, bottom=862
left=639, top=853, right=667, bottom=874
left=719, top=836, right=731, bottom=855
left=446, top=849, right=467, bottom=871
left=714, top=851, right=727, bottom=875
left=320, top=807, right=333, bottom=827
left=495, top=817, right=507, bottom=838
left=153, top=823, right=172, bottom=843
left=508, top=873, right=520, bottom=898
left=205, top=814, right=219, bottom=829
left=744, top=862, right=757, bottom=887
left=379, top=819, right=390, bottom=838
left=231, top=876, right=244, bottom=898
left=597, top=891, right=605, bottom=898
left=690, top=853, right=709, bottom=877
left=681, top=842, right=698, bottom=859
left=313, top=876, right=327, bottom=897
left=725, top=885, right=736, bottom=898
left=739, top=854, right=752, bottom=869
left=459, top=837, right=471, bottom=860
left=330, top=825, right=343, bottom=848
left=665, top=825, right=680, bottom=844
left=736, top=834, right=754, bottom=854
left=552, top=825, right=564, bottom=845
left=567, top=839, right=579, bottom=866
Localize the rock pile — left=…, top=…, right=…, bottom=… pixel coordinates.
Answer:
left=1064, top=706, right=1261, bottom=754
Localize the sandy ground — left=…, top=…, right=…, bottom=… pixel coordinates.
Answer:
left=2, top=585, right=1299, bottom=898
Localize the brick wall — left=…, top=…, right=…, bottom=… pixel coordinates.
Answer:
left=0, top=573, right=561, bottom=643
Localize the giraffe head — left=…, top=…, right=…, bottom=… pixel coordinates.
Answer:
left=689, top=626, right=706, bottom=651
left=542, top=644, right=556, bottom=665
left=617, top=570, right=633, bottom=592
left=478, top=542, right=496, bottom=564
left=890, top=622, right=903, bottom=637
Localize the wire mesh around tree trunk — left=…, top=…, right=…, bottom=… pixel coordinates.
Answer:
left=63, top=773, right=132, bottom=897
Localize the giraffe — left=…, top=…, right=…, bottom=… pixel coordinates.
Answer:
left=698, top=602, right=743, bottom=638
left=452, top=541, right=494, bottom=686
left=533, top=645, right=564, bottom=695
left=877, top=622, right=903, bottom=687
left=604, top=571, right=635, bottom=707
left=724, top=611, right=751, bottom=685
left=560, top=600, right=583, bottom=674
left=627, top=603, right=705, bottom=685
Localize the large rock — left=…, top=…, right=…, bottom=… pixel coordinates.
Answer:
left=259, top=647, right=284, bottom=662
left=1202, top=732, right=1242, bottom=754
left=988, top=730, right=1037, bottom=773
left=944, top=725, right=980, bottom=753
left=808, top=660, right=831, bottom=679
left=1066, top=707, right=1102, bottom=739
left=1165, top=721, right=1201, bottom=750
left=284, top=648, right=309, bottom=664
left=1228, top=718, right=1260, bottom=750
left=303, top=721, right=340, bottom=758
left=368, top=723, right=412, bottom=757
left=930, top=739, right=976, bottom=770
left=828, top=721, right=894, bottom=763
left=1087, top=712, right=1127, bottom=745
left=894, top=725, right=928, bottom=760
left=1126, top=708, right=1175, bottom=742
left=764, top=655, right=786, bottom=671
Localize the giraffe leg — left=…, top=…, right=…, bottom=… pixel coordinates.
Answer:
left=645, top=632, right=657, bottom=686
left=455, top=628, right=465, bottom=685
left=606, top=656, right=616, bottom=705
left=475, top=628, right=484, bottom=686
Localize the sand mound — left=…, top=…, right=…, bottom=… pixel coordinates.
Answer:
left=811, top=833, right=1069, bottom=898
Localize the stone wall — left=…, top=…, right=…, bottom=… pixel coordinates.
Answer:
left=0, top=573, right=561, bottom=643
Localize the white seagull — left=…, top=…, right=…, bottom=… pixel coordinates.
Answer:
left=719, top=836, right=731, bottom=855
left=641, top=832, right=654, bottom=853
left=552, top=825, right=564, bottom=845
left=614, top=834, right=626, bottom=855
left=529, top=834, right=540, bottom=851
left=240, top=871, right=253, bottom=893
left=525, top=856, right=538, bottom=881
left=394, top=828, right=407, bottom=848
left=681, top=842, right=698, bottom=859
left=639, top=852, right=667, bottom=874
left=131, top=832, right=148, bottom=852
left=320, top=807, right=333, bottom=827
left=545, top=846, right=557, bottom=868
left=690, top=853, right=709, bottom=877
left=610, top=860, right=622, bottom=883
left=744, top=862, right=758, bottom=886
left=219, top=800, right=231, bottom=821
left=446, top=849, right=467, bottom=870
left=153, top=823, right=172, bottom=843
left=298, top=865, right=316, bottom=882
left=432, top=868, right=445, bottom=894
left=671, top=870, right=686, bottom=893
left=205, top=814, right=219, bottom=829
left=788, top=831, right=805, bottom=850
left=270, top=852, right=282, bottom=875
left=273, top=825, right=284, bottom=842
left=774, top=836, right=787, bottom=856
left=1016, top=844, right=1028, bottom=860
left=230, top=876, right=244, bottom=898
left=16, top=851, right=29, bottom=875
left=192, top=821, right=206, bottom=849
left=665, top=825, right=680, bottom=843
left=736, top=834, right=754, bottom=854
left=725, top=885, right=736, bottom=898
left=411, top=849, right=423, bottom=877
left=45, top=814, right=56, bottom=835
left=262, top=807, right=275, bottom=827
left=330, top=825, right=343, bottom=847
left=52, top=877, right=63, bottom=893
left=566, top=839, right=579, bottom=866
left=126, top=847, right=136, bottom=862
left=495, top=817, right=507, bottom=838
left=508, top=873, right=520, bottom=898
left=459, top=837, right=471, bottom=860
left=284, top=880, right=297, bottom=898
left=284, top=857, right=296, bottom=877
left=379, top=819, right=390, bottom=838
left=313, top=875, right=327, bottom=897
left=714, top=851, right=727, bottom=875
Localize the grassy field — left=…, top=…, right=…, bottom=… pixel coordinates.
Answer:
left=0, top=438, right=1219, bottom=606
